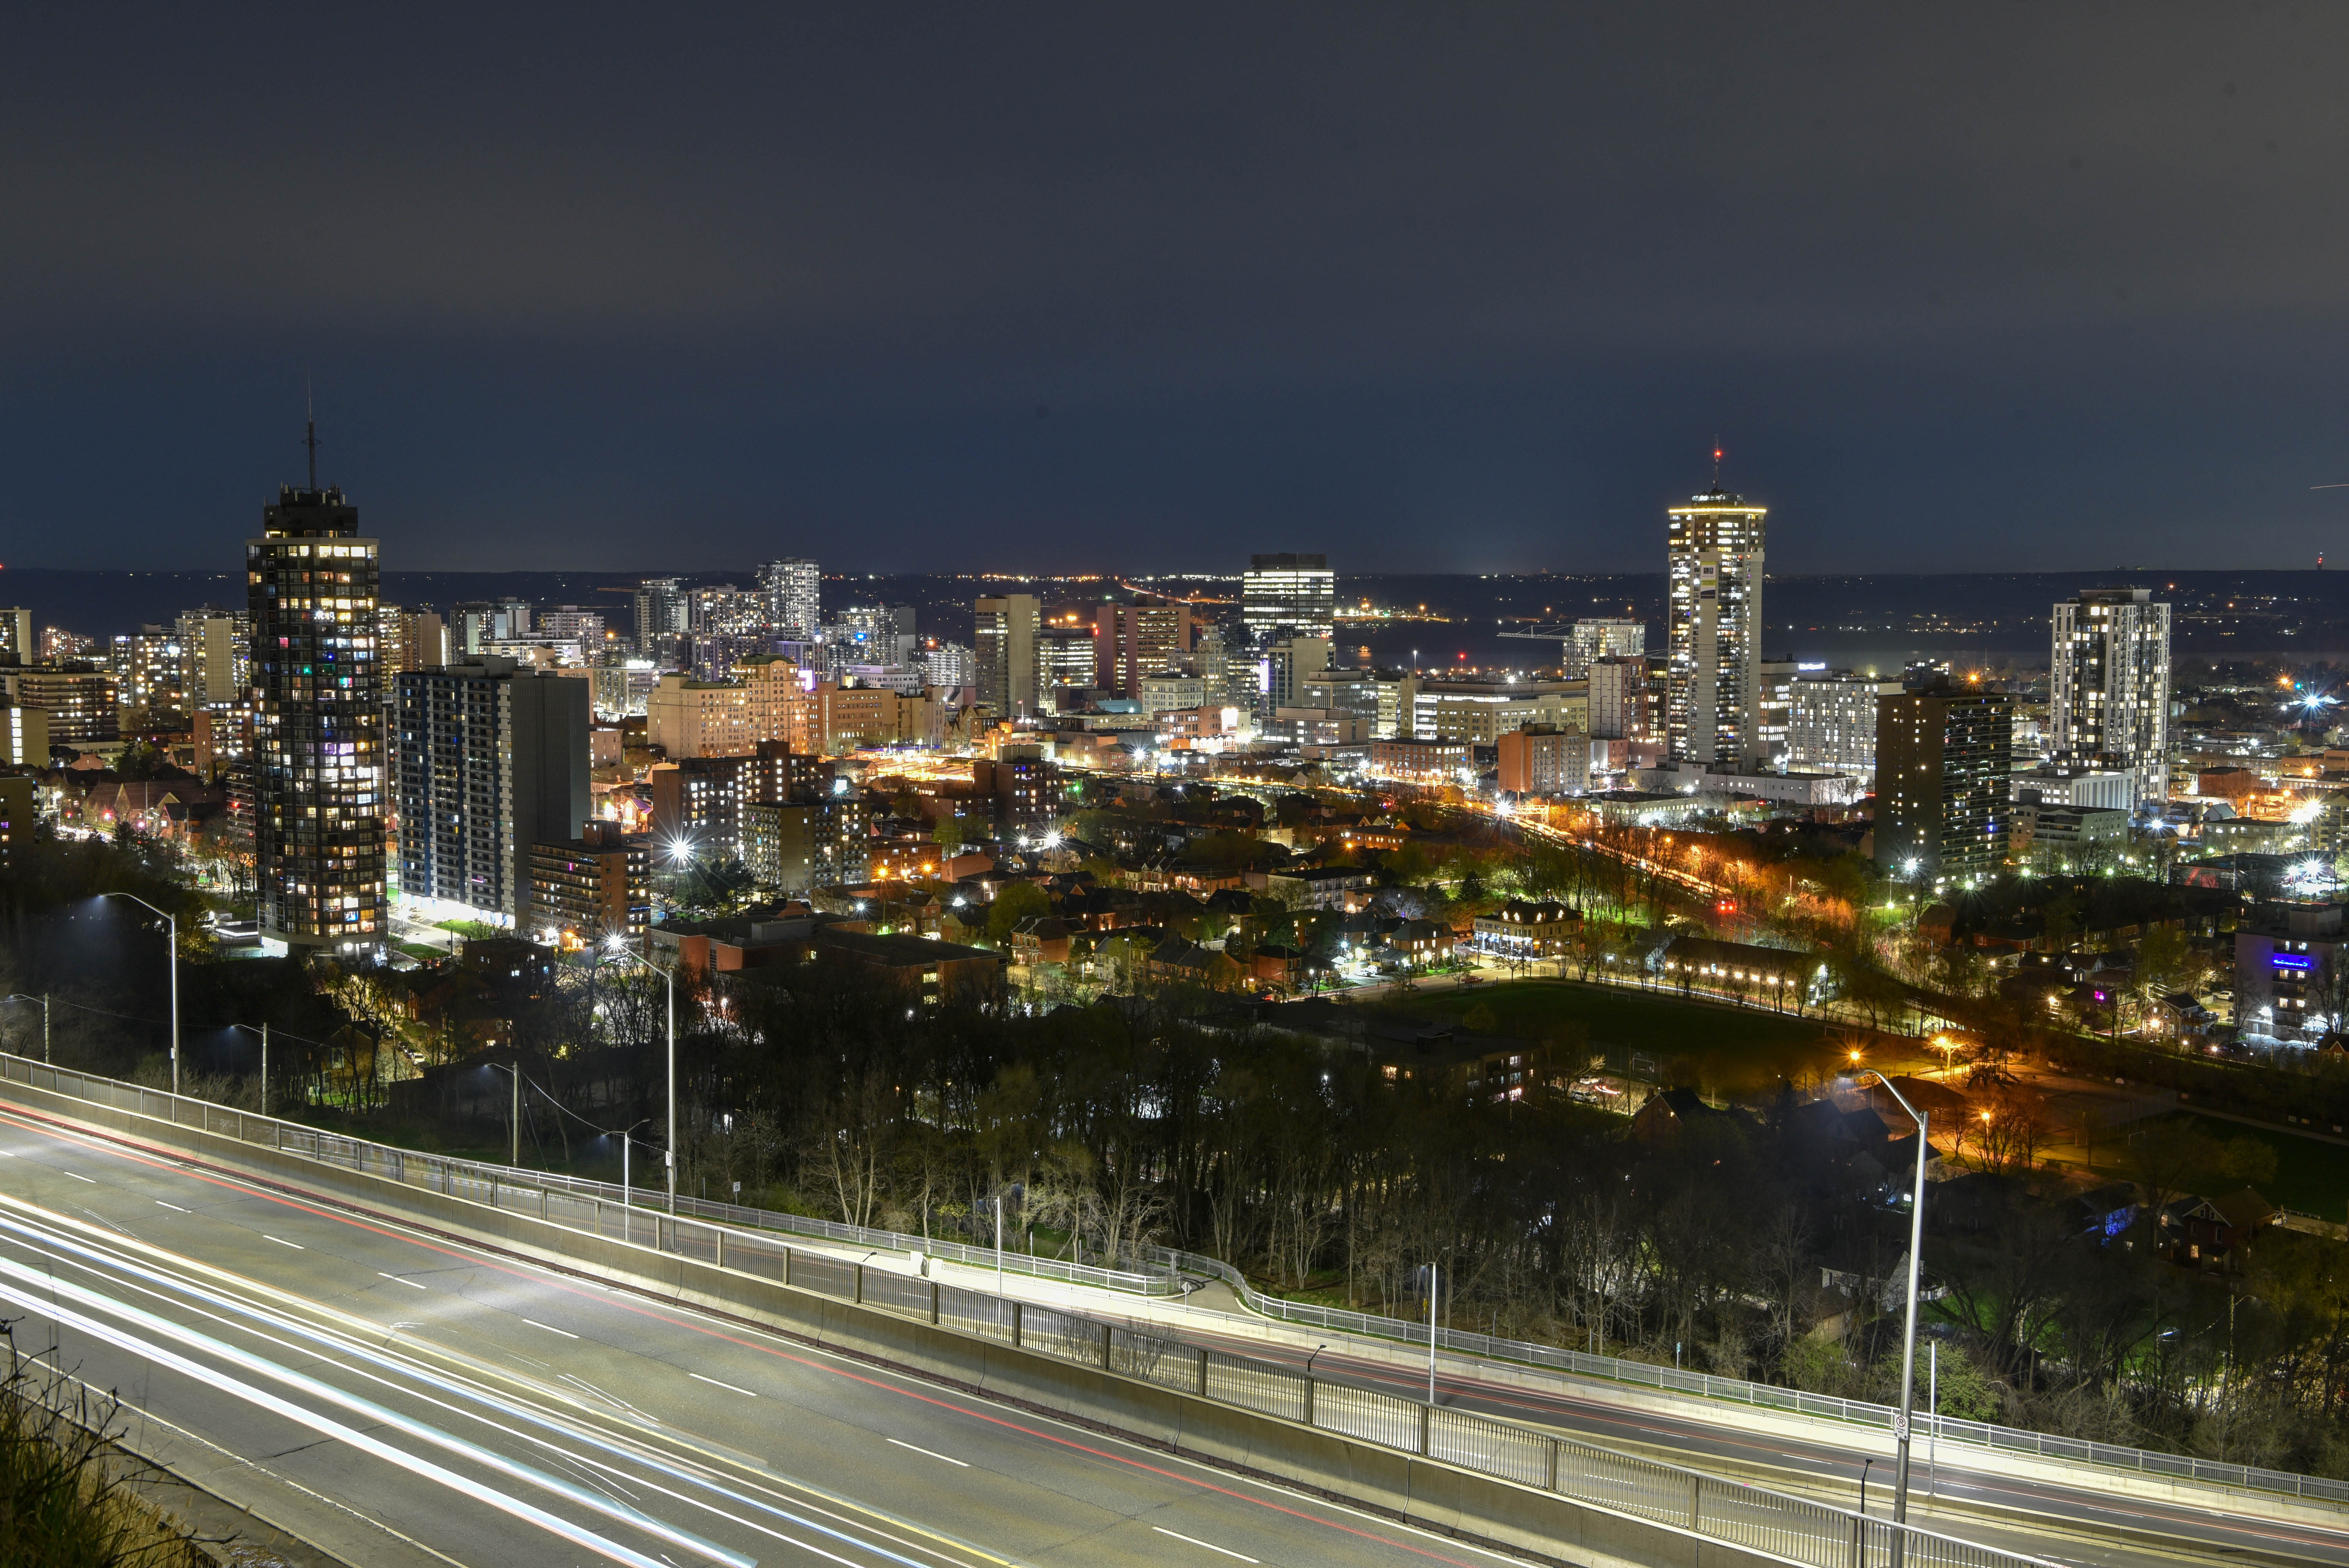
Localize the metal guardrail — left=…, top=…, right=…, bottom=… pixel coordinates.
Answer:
left=1151, top=1248, right=2349, bottom=1508
left=7, top=1050, right=2342, bottom=1513
left=0, top=1052, right=2055, bottom=1568
left=0, top=1052, right=1177, bottom=1297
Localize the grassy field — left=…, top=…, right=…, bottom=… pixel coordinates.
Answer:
left=2119, top=1112, right=2349, bottom=1219
left=1388, top=978, right=1890, bottom=1098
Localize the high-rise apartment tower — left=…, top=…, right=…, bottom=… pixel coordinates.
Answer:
left=2050, top=587, right=2171, bottom=805
left=758, top=559, right=821, bottom=640
left=1665, top=482, right=1767, bottom=768
left=248, top=467, right=385, bottom=957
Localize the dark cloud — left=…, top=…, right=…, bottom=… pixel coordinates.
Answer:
left=1, top=4, right=2345, bottom=571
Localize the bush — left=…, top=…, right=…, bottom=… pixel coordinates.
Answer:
left=0, top=1334, right=207, bottom=1566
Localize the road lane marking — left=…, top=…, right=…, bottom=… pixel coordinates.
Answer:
left=886, top=1437, right=967, bottom=1467
left=1154, top=1526, right=1258, bottom=1563
left=523, top=1318, right=579, bottom=1338
left=155, top=1201, right=188, bottom=1213
left=689, top=1371, right=756, bottom=1397
left=62, top=1170, right=96, bottom=1182
left=263, top=1234, right=304, bottom=1248
left=378, top=1272, right=427, bottom=1289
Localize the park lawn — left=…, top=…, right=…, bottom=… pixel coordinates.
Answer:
left=1391, top=979, right=1852, bottom=1098
left=2149, top=1112, right=2349, bottom=1220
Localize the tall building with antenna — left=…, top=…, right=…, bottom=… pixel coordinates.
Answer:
left=247, top=413, right=385, bottom=957
left=1664, top=454, right=1768, bottom=769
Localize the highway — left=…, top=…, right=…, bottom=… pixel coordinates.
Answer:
left=1046, top=1298, right=2349, bottom=1568
left=0, top=1103, right=1535, bottom=1568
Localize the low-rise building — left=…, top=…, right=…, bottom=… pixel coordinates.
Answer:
left=2233, top=900, right=2347, bottom=1038
left=1497, top=723, right=1586, bottom=796
left=1470, top=900, right=1583, bottom=957
left=1368, top=736, right=1470, bottom=782
left=527, top=820, right=651, bottom=948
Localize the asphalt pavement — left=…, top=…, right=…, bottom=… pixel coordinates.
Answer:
left=0, top=1104, right=1538, bottom=1568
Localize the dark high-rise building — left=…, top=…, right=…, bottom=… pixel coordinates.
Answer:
left=248, top=474, right=385, bottom=956
left=1874, top=677, right=2014, bottom=889
left=973, top=594, right=1039, bottom=717
left=394, top=657, right=591, bottom=925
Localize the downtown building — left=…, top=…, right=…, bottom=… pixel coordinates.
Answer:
left=973, top=593, right=1040, bottom=716
left=248, top=481, right=386, bottom=956
left=757, top=558, right=821, bottom=640
left=1787, top=671, right=1904, bottom=784
left=394, top=657, right=591, bottom=927
left=1563, top=618, right=1645, bottom=679
left=2050, top=587, right=2171, bottom=806
left=1873, top=675, right=2014, bottom=889
left=527, top=819, right=651, bottom=947
left=1242, top=553, right=1335, bottom=645
left=1664, top=483, right=1767, bottom=769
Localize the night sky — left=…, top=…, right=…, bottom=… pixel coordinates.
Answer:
left=5, top=5, right=2349, bottom=574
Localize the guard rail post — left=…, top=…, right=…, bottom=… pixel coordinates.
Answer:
left=853, top=1263, right=863, bottom=1305
left=783, top=1246, right=794, bottom=1286
left=929, top=1281, right=940, bottom=1325
left=1099, top=1322, right=1112, bottom=1370
left=1011, top=1300, right=1024, bottom=1347
left=1419, top=1402, right=1431, bottom=1457
left=1301, top=1371, right=1314, bottom=1429
left=715, top=1229, right=725, bottom=1270
left=1688, top=1474, right=1701, bottom=1529
left=1195, top=1347, right=1208, bottom=1397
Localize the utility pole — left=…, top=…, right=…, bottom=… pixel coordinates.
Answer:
left=512, top=1064, right=521, bottom=1166
left=41, top=993, right=50, bottom=1064
left=260, top=1021, right=268, bottom=1112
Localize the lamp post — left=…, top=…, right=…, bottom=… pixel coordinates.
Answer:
left=489, top=1061, right=521, bottom=1166
left=103, top=893, right=178, bottom=1095
left=1862, top=1070, right=1931, bottom=1538
left=228, top=1022, right=269, bottom=1112
left=2, top=995, right=50, bottom=1064
left=605, top=938, right=679, bottom=1214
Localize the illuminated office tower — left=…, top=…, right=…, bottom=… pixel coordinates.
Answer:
left=758, top=558, right=821, bottom=640
left=248, top=457, right=385, bottom=957
left=1664, top=479, right=1767, bottom=768
left=1242, top=553, right=1335, bottom=645
left=1564, top=618, right=1645, bottom=679
left=973, top=594, right=1040, bottom=716
left=2050, top=587, right=2171, bottom=805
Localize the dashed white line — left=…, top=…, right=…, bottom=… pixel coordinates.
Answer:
left=522, top=1319, right=578, bottom=1339
left=378, top=1272, right=427, bottom=1290
left=263, top=1235, right=304, bottom=1249
left=61, top=1170, right=96, bottom=1182
left=688, top=1372, right=756, bottom=1397
left=1153, top=1527, right=1258, bottom=1563
left=886, top=1437, right=968, bottom=1468
left=155, top=1201, right=188, bottom=1213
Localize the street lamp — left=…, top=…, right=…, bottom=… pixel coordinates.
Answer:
left=2, top=995, right=50, bottom=1064
left=1859, top=1069, right=1930, bottom=1537
left=228, top=1021, right=269, bottom=1112
left=487, top=1060, right=522, bottom=1166
left=605, top=935, right=679, bottom=1214
left=102, top=893, right=179, bottom=1095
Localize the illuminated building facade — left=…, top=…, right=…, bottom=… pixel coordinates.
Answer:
left=394, top=658, right=591, bottom=925
left=973, top=593, right=1040, bottom=716
left=1665, top=485, right=1767, bottom=768
left=1242, top=553, right=1335, bottom=645
left=1564, top=619, right=1645, bottom=679
left=1873, top=677, right=2013, bottom=888
left=1788, top=672, right=1903, bottom=783
left=757, top=558, right=821, bottom=640
left=248, top=482, right=385, bottom=955
left=2050, top=587, right=2171, bottom=805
